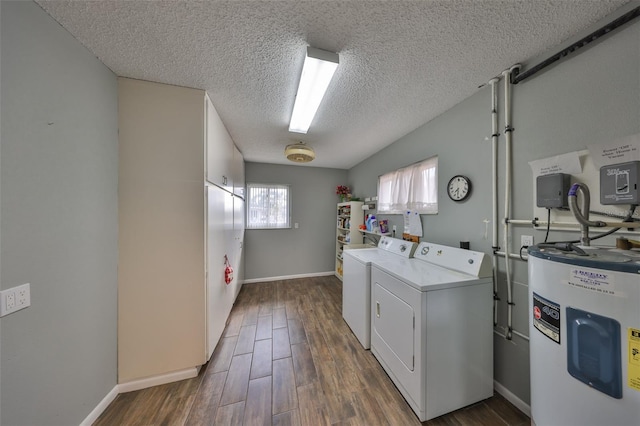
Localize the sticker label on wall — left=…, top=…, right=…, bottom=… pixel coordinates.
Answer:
left=528, top=151, right=583, bottom=176
left=567, top=268, right=618, bottom=296
left=628, top=328, right=640, bottom=392
left=533, top=292, right=560, bottom=344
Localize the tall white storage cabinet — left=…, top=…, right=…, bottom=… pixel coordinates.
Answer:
left=205, top=97, right=245, bottom=358
left=118, top=78, right=245, bottom=384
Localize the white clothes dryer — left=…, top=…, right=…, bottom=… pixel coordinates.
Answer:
left=370, top=242, right=494, bottom=421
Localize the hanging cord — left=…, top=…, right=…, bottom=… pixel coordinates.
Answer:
left=519, top=245, right=528, bottom=261
left=543, top=208, right=551, bottom=243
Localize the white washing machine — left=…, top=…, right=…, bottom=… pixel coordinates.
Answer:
left=370, top=242, right=494, bottom=421
left=528, top=245, right=640, bottom=426
left=342, top=236, right=417, bottom=349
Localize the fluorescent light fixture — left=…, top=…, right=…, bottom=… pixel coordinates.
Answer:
left=288, top=47, right=339, bottom=134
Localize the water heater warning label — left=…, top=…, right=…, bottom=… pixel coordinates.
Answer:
left=629, top=328, right=640, bottom=392
left=533, top=292, right=560, bottom=344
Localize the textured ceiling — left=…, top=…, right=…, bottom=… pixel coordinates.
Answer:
left=36, top=0, right=631, bottom=169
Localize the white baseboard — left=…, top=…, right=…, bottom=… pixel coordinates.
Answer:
left=80, top=367, right=199, bottom=425
left=118, top=367, right=199, bottom=393
left=494, top=380, right=531, bottom=418
left=79, top=385, right=119, bottom=426
left=243, top=271, right=334, bottom=284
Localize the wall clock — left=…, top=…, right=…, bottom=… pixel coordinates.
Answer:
left=447, top=175, right=472, bottom=202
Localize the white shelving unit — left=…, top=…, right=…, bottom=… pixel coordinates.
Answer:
left=335, top=201, right=364, bottom=280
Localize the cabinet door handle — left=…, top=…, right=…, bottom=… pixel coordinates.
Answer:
left=376, top=301, right=380, bottom=318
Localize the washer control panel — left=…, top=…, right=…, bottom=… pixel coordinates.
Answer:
left=377, top=236, right=417, bottom=258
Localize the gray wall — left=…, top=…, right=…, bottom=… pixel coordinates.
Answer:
left=348, top=18, right=640, bottom=405
left=1, top=2, right=118, bottom=425
left=0, top=0, right=3, bottom=421
left=245, top=162, right=347, bottom=280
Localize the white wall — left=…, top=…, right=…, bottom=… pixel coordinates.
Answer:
left=0, top=2, right=118, bottom=424
left=348, top=14, right=640, bottom=405
left=244, top=162, right=348, bottom=280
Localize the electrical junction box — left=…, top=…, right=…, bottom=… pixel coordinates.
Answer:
left=536, top=173, right=571, bottom=208
left=600, top=161, right=640, bottom=205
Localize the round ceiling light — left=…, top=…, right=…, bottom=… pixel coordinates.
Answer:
left=285, top=142, right=315, bottom=163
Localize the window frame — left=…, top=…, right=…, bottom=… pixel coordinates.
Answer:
left=245, top=183, right=292, bottom=230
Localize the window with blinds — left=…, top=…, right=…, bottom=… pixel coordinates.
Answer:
left=246, top=183, right=291, bottom=229
left=378, top=156, right=438, bottom=214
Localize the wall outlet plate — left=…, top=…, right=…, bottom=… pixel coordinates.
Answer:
left=0, top=283, right=31, bottom=317
left=521, top=235, right=534, bottom=247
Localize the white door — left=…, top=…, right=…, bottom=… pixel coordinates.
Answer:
left=206, top=185, right=232, bottom=358
left=232, top=196, right=245, bottom=297
left=371, top=266, right=423, bottom=415
left=372, top=281, right=415, bottom=370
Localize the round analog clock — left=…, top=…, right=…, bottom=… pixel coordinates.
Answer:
left=447, top=175, right=472, bottom=202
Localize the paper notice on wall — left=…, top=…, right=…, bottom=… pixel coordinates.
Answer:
left=529, top=151, right=582, bottom=176
left=403, top=210, right=423, bottom=237
left=588, top=134, right=640, bottom=168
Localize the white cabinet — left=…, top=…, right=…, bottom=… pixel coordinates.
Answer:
left=118, top=78, right=245, bottom=383
left=206, top=96, right=234, bottom=193
left=232, top=144, right=245, bottom=199
left=205, top=96, right=245, bottom=198
left=232, top=196, right=245, bottom=295
left=335, top=201, right=364, bottom=280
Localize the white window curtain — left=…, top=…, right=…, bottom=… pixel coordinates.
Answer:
left=246, top=183, right=291, bottom=229
left=378, top=156, right=438, bottom=214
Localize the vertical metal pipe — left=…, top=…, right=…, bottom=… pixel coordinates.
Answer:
left=501, top=66, right=518, bottom=340
left=489, top=77, right=500, bottom=326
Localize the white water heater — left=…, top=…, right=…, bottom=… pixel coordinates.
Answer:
left=528, top=245, right=640, bottom=426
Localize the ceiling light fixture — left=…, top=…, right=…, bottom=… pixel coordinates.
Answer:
left=288, top=47, right=339, bottom=134
left=285, top=142, right=316, bottom=163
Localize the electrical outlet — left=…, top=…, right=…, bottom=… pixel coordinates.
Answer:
left=16, top=283, right=30, bottom=308
left=521, top=235, right=534, bottom=247
left=0, top=283, right=31, bottom=317
left=6, top=292, right=16, bottom=310
left=392, top=225, right=397, bottom=232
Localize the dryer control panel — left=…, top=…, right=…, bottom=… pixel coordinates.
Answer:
left=413, top=242, right=493, bottom=278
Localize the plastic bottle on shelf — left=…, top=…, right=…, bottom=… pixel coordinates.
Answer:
left=370, top=217, right=378, bottom=233
left=366, top=214, right=376, bottom=231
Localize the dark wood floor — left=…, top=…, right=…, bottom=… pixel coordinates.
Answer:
left=95, top=276, right=529, bottom=425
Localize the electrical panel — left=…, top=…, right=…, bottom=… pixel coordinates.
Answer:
left=536, top=173, right=571, bottom=208
left=600, top=161, right=639, bottom=205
